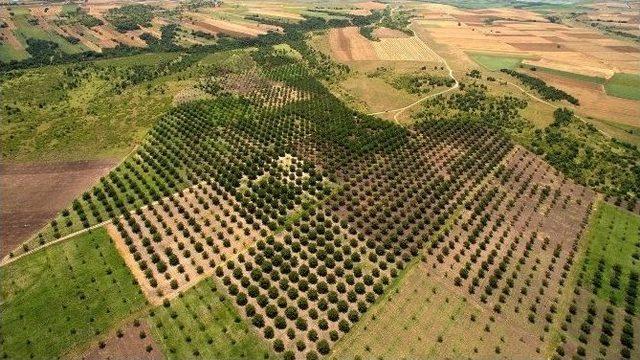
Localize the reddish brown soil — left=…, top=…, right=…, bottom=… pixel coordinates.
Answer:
left=0, top=160, right=115, bottom=257
left=80, top=320, right=163, bottom=360
left=606, top=45, right=640, bottom=53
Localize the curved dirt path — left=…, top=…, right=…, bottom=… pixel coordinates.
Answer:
left=507, top=81, right=609, bottom=137
left=368, top=22, right=459, bottom=123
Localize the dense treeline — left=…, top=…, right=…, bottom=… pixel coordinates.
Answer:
left=359, top=26, right=376, bottom=41
left=501, top=69, right=580, bottom=105
left=392, top=73, right=456, bottom=94
left=105, top=4, right=156, bottom=32
left=57, top=7, right=104, bottom=28
left=0, top=12, right=378, bottom=73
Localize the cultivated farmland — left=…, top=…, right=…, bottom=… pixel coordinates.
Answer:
left=1, top=1, right=639, bottom=360
left=372, top=36, right=437, bottom=62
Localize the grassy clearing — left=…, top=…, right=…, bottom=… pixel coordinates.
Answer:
left=273, top=43, right=302, bottom=59
left=581, top=202, right=640, bottom=309
left=0, top=43, right=30, bottom=62
left=604, top=72, right=640, bottom=100
left=587, top=117, right=640, bottom=147
left=0, top=53, right=190, bottom=162
left=468, top=52, right=524, bottom=71
left=0, top=227, right=146, bottom=359
left=148, top=277, right=276, bottom=360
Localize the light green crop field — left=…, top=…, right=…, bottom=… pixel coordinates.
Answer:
left=605, top=72, right=640, bottom=100
left=149, top=277, right=277, bottom=360
left=0, top=43, right=30, bottom=62
left=0, top=53, right=182, bottom=162
left=0, top=228, right=147, bottom=359
left=581, top=201, right=640, bottom=309
left=468, top=53, right=524, bottom=71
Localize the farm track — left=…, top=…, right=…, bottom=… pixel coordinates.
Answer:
left=506, top=81, right=610, bottom=138
left=369, top=21, right=608, bottom=134
left=368, top=22, right=459, bottom=124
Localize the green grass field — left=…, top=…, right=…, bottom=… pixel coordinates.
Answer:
left=148, top=277, right=277, bottom=359
left=0, top=43, right=30, bottom=62
left=0, top=53, right=183, bottom=162
left=0, top=228, right=147, bottom=359
left=604, top=73, right=640, bottom=100
left=582, top=202, right=640, bottom=309
left=468, top=53, right=524, bottom=71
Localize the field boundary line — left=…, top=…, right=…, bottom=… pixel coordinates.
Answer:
left=0, top=221, right=110, bottom=267
left=1, top=143, right=141, bottom=266
left=544, top=195, right=603, bottom=356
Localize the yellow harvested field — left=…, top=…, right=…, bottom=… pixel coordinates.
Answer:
left=413, top=3, right=466, bottom=16
left=373, top=37, right=437, bottom=61
left=355, top=1, right=386, bottom=10
left=523, top=58, right=615, bottom=78
left=415, top=11, right=640, bottom=77
left=532, top=71, right=640, bottom=127
left=247, top=8, right=303, bottom=20
left=350, top=9, right=371, bottom=16
left=373, top=27, right=410, bottom=38
left=187, top=12, right=269, bottom=37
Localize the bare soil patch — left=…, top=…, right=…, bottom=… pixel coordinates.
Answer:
left=0, top=160, right=115, bottom=257
left=79, top=320, right=163, bottom=360
left=531, top=71, right=640, bottom=128
left=0, top=18, right=24, bottom=50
